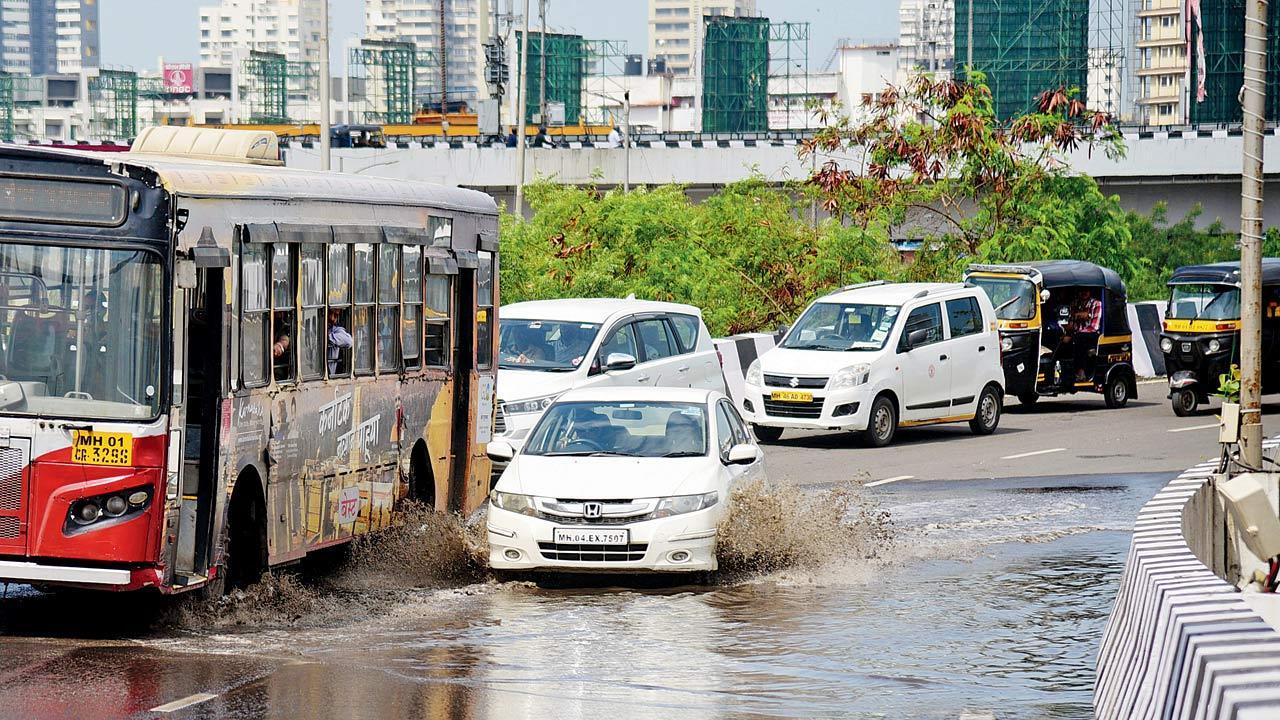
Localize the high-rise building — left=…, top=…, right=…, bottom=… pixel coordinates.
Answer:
left=364, top=0, right=491, bottom=105
left=648, top=0, right=756, bottom=77
left=898, top=0, right=953, bottom=79
left=1134, top=0, right=1185, bottom=125
left=198, top=0, right=324, bottom=67
left=0, top=0, right=99, bottom=76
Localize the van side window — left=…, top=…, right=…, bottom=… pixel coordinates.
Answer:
left=899, top=303, right=943, bottom=350
left=946, top=296, right=982, bottom=338
left=635, top=318, right=676, bottom=362
left=669, top=314, right=701, bottom=353
left=599, top=322, right=639, bottom=362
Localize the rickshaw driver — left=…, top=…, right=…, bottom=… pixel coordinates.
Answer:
left=1061, top=288, right=1102, bottom=382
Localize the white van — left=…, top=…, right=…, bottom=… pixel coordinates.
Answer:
left=740, top=282, right=1005, bottom=446
left=495, top=298, right=728, bottom=448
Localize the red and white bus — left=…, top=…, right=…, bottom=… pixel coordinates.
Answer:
left=0, top=127, right=499, bottom=593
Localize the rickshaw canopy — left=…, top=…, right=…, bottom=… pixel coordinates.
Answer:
left=967, top=259, right=1129, bottom=334
left=1167, top=259, right=1280, bottom=287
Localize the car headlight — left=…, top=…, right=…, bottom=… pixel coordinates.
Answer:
left=1208, top=339, right=1222, bottom=353
left=1160, top=337, right=1173, bottom=353
left=1000, top=336, right=1014, bottom=352
left=745, top=359, right=762, bottom=386
left=653, top=491, right=718, bottom=518
left=504, top=394, right=559, bottom=415
left=828, top=363, right=871, bottom=390
left=490, top=491, right=537, bottom=516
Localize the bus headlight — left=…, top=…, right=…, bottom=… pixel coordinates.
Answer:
left=1208, top=339, right=1222, bottom=353
left=72, top=501, right=101, bottom=525
left=1160, top=337, right=1173, bottom=353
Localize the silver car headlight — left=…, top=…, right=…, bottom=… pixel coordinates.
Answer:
left=653, top=491, right=718, bottom=518
left=1000, top=336, right=1014, bottom=352
left=745, top=359, right=762, bottom=386
left=1160, top=337, right=1173, bottom=353
left=828, top=363, right=871, bottom=390
left=490, top=491, right=537, bottom=516
left=504, top=394, right=559, bottom=415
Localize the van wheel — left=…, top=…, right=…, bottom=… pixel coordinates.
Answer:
left=970, top=385, right=1002, bottom=435
left=1104, top=375, right=1130, bottom=409
left=862, top=396, right=897, bottom=447
left=1017, top=392, right=1039, bottom=407
left=752, top=425, right=784, bottom=443
left=1172, top=389, right=1199, bottom=417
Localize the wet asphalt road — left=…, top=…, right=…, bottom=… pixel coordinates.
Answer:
left=0, top=391, right=1244, bottom=720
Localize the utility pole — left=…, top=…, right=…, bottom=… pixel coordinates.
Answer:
left=319, top=0, right=331, bottom=171
left=623, top=90, right=630, bottom=192
left=966, top=0, right=973, bottom=73
left=514, top=0, right=530, bottom=215
left=1238, top=0, right=1268, bottom=468
left=538, top=0, right=547, bottom=125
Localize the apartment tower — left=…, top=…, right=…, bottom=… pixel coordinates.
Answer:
left=198, top=0, right=325, bottom=67
left=648, top=0, right=756, bottom=77
left=0, top=0, right=99, bottom=75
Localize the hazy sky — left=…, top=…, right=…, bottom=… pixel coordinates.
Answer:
left=100, top=0, right=898, bottom=72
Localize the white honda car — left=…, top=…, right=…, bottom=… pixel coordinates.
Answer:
left=485, top=386, right=765, bottom=575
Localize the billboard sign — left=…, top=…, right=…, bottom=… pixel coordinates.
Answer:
left=162, top=63, right=194, bottom=93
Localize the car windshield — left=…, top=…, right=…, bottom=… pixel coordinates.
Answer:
left=0, top=243, right=164, bottom=420
left=968, top=276, right=1037, bottom=320
left=498, top=319, right=601, bottom=371
left=523, top=401, right=708, bottom=458
left=781, top=302, right=901, bottom=351
left=1168, top=284, right=1240, bottom=320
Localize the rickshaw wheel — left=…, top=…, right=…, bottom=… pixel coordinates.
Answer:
left=1104, top=375, right=1129, bottom=409
left=1171, top=389, right=1199, bottom=417
left=1016, top=392, right=1039, bottom=407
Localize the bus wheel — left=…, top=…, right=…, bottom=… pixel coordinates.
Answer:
left=225, top=475, right=267, bottom=590
left=408, top=443, right=436, bottom=510
left=1017, top=392, right=1039, bottom=407
left=1104, top=375, right=1130, bottom=409
left=1172, top=389, right=1199, bottom=417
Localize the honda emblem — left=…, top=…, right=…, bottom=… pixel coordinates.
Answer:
left=583, top=502, right=602, bottom=519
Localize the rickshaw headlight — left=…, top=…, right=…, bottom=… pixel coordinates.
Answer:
left=1208, top=339, right=1222, bottom=353
left=1160, top=337, right=1173, bottom=353
left=1000, top=337, right=1014, bottom=352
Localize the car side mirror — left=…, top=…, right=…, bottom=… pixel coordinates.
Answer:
left=603, top=352, right=637, bottom=372
left=486, top=440, right=515, bottom=462
left=775, top=324, right=789, bottom=339
left=904, top=328, right=929, bottom=350
left=726, top=443, right=760, bottom=465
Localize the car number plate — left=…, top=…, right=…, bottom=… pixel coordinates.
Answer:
left=770, top=390, right=813, bottom=403
left=1181, top=342, right=1192, bottom=353
left=554, top=528, right=629, bottom=545
left=71, top=430, right=133, bottom=466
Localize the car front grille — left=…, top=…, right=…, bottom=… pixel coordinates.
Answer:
left=763, top=373, right=828, bottom=389
left=541, top=513, right=649, bottom=525
left=537, top=542, right=649, bottom=562
left=762, top=396, right=824, bottom=419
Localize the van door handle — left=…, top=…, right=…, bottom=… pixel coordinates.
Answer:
left=636, top=374, right=650, bottom=382
left=939, top=354, right=948, bottom=361
left=677, top=365, right=690, bottom=373
left=978, top=346, right=986, bottom=352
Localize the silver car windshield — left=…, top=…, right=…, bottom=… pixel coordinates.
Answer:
left=524, top=401, right=709, bottom=458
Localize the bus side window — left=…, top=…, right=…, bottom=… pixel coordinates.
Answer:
left=425, top=274, right=450, bottom=367
left=477, top=250, right=494, bottom=370
left=326, top=243, right=352, bottom=378
left=377, top=243, right=402, bottom=373
left=299, top=243, right=325, bottom=380
left=352, top=242, right=376, bottom=375
left=241, top=243, right=270, bottom=387
left=271, top=243, right=296, bottom=383
left=402, top=245, right=423, bottom=370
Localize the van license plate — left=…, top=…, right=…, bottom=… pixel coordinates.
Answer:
left=554, top=528, right=629, bottom=545
left=71, top=430, right=133, bottom=466
left=770, top=390, right=813, bottom=403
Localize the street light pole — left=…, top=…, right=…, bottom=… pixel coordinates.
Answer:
left=623, top=90, right=630, bottom=192
left=1238, top=0, right=1268, bottom=468
left=539, top=0, right=547, bottom=125
left=514, top=0, right=531, bottom=215
left=319, top=0, right=331, bottom=171
left=966, top=0, right=973, bottom=73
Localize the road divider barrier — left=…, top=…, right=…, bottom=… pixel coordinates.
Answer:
left=714, top=333, right=777, bottom=409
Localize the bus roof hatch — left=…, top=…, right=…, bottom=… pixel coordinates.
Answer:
left=129, top=127, right=283, bottom=166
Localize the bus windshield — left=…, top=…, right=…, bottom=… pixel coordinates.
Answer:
left=1168, top=284, right=1240, bottom=321
left=968, top=276, right=1037, bottom=320
left=0, top=243, right=164, bottom=420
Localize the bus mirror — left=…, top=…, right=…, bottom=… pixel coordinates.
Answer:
left=176, top=259, right=197, bottom=289
left=191, top=226, right=231, bottom=268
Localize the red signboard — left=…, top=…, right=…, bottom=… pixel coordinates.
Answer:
left=162, top=63, right=194, bottom=93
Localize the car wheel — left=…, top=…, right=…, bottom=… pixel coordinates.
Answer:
left=862, top=395, right=897, bottom=447
left=1172, top=389, right=1199, bottom=417
left=1104, top=375, right=1130, bottom=409
left=1017, top=392, right=1039, bottom=407
left=969, top=385, right=1002, bottom=435
left=752, top=424, right=784, bottom=443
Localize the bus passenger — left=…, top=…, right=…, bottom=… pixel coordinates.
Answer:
left=272, top=333, right=291, bottom=381
left=327, top=309, right=353, bottom=375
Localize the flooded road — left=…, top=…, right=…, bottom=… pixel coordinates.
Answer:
left=0, top=471, right=1169, bottom=720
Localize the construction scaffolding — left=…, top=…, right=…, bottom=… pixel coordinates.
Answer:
left=516, top=30, right=586, bottom=125
left=0, top=73, right=12, bottom=143
left=242, top=51, right=288, bottom=124
left=768, top=22, right=810, bottom=130
left=1088, top=0, right=1125, bottom=118
left=348, top=40, right=440, bottom=124
left=701, top=16, right=769, bottom=133
left=953, top=0, right=1089, bottom=120
left=1188, top=0, right=1280, bottom=124
left=88, top=69, right=139, bottom=141
left=582, top=39, right=629, bottom=126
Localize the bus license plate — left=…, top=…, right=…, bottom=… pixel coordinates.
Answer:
left=554, top=528, right=629, bottom=545
left=71, top=430, right=133, bottom=466
left=770, top=390, right=813, bottom=403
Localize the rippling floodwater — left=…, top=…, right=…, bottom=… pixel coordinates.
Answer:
left=117, top=473, right=1171, bottom=720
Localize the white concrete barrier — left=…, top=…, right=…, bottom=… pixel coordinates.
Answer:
left=1128, top=301, right=1168, bottom=379
left=713, top=333, right=777, bottom=409
left=1094, top=451, right=1280, bottom=719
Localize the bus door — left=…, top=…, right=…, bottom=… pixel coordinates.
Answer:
left=173, top=266, right=224, bottom=580
left=448, top=267, right=475, bottom=513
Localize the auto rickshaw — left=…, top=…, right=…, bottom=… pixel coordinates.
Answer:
left=965, top=260, right=1137, bottom=408
left=1160, top=259, right=1280, bottom=416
